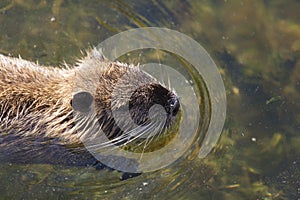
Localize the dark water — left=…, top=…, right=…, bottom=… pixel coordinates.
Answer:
left=0, top=0, right=299, bottom=199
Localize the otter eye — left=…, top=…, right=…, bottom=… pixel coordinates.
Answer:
left=71, top=91, right=94, bottom=113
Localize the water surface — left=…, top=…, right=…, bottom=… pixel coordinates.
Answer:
left=0, top=0, right=299, bottom=199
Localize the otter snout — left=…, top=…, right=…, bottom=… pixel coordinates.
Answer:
left=129, top=83, right=180, bottom=127
left=167, top=94, right=180, bottom=117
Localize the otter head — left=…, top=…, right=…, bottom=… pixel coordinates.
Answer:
left=71, top=50, right=180, bottom=145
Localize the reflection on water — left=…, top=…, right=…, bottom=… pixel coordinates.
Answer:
left=0, top=0, right=299, bottom=199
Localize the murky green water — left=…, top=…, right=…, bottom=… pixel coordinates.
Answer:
left=0, top=0, right=299, bottom=199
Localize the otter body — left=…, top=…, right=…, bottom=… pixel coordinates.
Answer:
left=0, top=49, right=180, bottom=168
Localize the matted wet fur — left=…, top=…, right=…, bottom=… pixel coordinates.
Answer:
left=0, top=49, right=180, bottom=175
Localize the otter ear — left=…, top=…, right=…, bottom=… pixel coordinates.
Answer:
left=71, top=91, right=94, bottom=113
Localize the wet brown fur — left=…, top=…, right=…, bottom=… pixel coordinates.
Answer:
left=0, top=49, right=153, bottom=144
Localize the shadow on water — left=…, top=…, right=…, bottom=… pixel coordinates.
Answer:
left=0, top=0, right=299, bottom=199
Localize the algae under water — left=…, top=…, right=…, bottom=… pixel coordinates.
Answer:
left=0, top=0, right=299, bottom=199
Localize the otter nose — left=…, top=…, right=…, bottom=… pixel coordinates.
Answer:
left=168, top=96, right=180, bottom=116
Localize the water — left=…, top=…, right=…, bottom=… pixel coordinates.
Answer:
left=0, top=0, right=299, bottom=199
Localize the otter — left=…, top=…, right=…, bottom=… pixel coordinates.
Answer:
left=0, top=49, right=180, bottom=173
